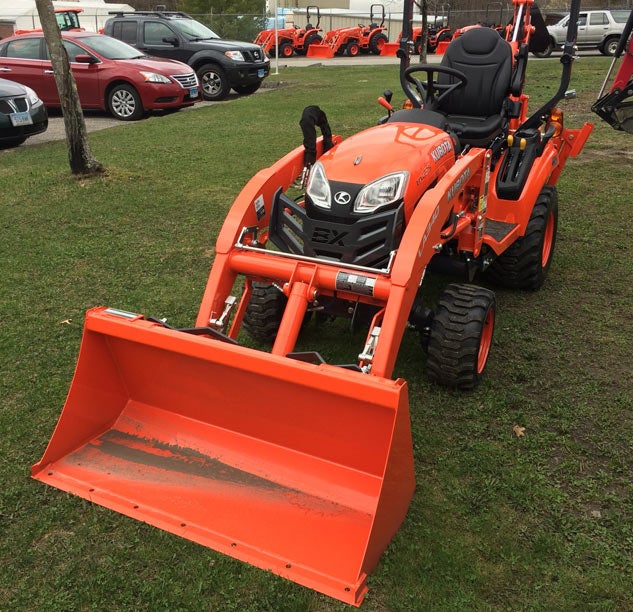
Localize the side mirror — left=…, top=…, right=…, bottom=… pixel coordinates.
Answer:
left=75, top=54, right=97, bottom=64
left=163, top=36, right=179, bottom=46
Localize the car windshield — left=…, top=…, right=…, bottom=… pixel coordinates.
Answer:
left=170, top=18, right=220, bottom=41
left=79, top=35, right=147, bottom=59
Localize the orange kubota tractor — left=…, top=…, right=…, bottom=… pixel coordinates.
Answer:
left=308, top=3, right=389, bottom=58
left=15, top=8, right=84, bottom=35
left=32, top=0, right=592, bottom=606
left=254, top=6, right=322, bottom=58
left=592, top=9, right=633, bottom=133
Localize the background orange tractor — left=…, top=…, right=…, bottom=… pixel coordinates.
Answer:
left=308, top=4, right=389, bottom=58
left=254, top=5, right=322, bottom=58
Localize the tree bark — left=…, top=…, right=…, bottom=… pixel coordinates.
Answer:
left=35, top=0, right=104, bottom=175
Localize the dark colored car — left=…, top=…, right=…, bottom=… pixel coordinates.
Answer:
left=0, top=32, right=200, bottom=121
left=0, top=77, right=48, bottom=147
left=104, top=11, right=270, bottom=101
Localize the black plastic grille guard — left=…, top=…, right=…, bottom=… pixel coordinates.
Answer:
left=268, top=189, right=405, bottom=269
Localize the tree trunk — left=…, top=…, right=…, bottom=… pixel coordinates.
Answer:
left=35, top=0, right=104, bottom=175
left=420, top=0, right=428, bottom=63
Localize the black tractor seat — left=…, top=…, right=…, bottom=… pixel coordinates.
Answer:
left=438, top=27, right=513, bottom=147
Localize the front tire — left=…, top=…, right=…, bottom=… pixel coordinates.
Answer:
left=243, top=282, right=286, bottom=342
left=485, top=186, right=558, bottom=290
left=346, top=41, right=360, bottom=56
left=426, top=284, right=496, bottom=390
left=198, top=64, right=230, bottom=101
left=107, top=84, right=144, bottom=121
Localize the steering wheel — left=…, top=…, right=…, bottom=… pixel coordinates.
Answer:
left=403, top=64, right=468, bottom=111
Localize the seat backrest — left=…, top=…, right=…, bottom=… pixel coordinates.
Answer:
left=438, top=27, right=513, bottom=118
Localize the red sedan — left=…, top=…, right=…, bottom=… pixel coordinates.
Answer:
left=0, top=32, right=200, bottom=121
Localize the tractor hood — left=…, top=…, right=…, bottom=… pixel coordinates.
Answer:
left=317, top=119, right=455, bottom=197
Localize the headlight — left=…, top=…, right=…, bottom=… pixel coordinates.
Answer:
left=305, top=162, right=331, bottom=209
left=139, top=71, right=172, bottom=84
left=354, top=171, right=408, bottom=213
left=225, top=51, right=245, bottom=61
left=24, top=86, right=41, bottom=106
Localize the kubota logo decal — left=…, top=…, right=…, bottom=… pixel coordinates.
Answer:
left=430, top=139, right=452, bottom=162
left=334, top=191, right=351, bottom=205
left=447, top=167, right=471, bottom=201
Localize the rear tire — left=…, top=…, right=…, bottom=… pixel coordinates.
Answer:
left=426, top=284, right=496, bottom=390
left=198, top=64, right=230, bottom=101
left=243, top=282, right=286, bottom=342
left=485, top=186, right=558, bottom=290
left=301, top=34, right=322, bottom=54
left=369, top=33, right=388, bottom=54
left=107, top=84, right=144, bottom=121
left=601, top=36, right=619, bottom=56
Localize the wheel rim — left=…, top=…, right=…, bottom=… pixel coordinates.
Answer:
left=477, top=308, right=495, bottom=374
left=111, top=89, right=136, bottom=118
left=541, top=210, right=555, bottom=267
left=202, top=71, right=221, bottom=96
left=375, top=37, right=386, bottom=51
left=282, top=45, right=293, bottom=57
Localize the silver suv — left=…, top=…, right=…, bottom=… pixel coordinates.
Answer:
left=535, top=9, right=631, bottom=57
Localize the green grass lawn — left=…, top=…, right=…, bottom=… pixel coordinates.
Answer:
left=1, top=57, right=632, bottom=610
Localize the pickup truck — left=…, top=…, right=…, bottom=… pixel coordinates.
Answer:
left=535, top=9, right=631, bottom=57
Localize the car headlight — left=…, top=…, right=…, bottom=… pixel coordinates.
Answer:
left=139, top=71, right=172, bottom=84
left=306, top=162, right=331, bottom=209
left=354, top=172, right=408, bottom=213
left=225, top=51, right=245, bottom=61
left=24, top=86, right=41, bottom=106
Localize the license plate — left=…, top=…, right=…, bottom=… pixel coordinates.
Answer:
left=257, top=69, right=265, bottom=78
left=10, top=111, right=33, bottom=127
left=189, top=87, right=198, bottom=98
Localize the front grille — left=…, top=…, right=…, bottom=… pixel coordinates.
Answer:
left=171, top=72, right=197, bottom=88
left=243, top=48, right=264, bottom=62
left=0, top=96, right=28, bottom=114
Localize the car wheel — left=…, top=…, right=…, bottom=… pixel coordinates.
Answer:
left=601, top=36, right=619, bottom=56
left=198, top=64, right=230, bottom=101
left=233, top=82, right=261, bottom=96
left=107, top=83, right=144, bottom=121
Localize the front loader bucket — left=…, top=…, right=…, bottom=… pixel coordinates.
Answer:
left=306, top=44, right=335, bottom=58
left=32, top=307, right=415, bottom=606
left=380, top=42, right=400, bottom=56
